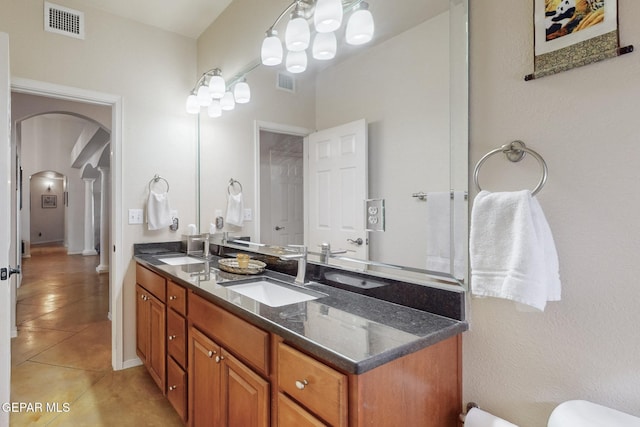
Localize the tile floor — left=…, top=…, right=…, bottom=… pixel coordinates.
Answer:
left=10, top=243, right=183, bottom=426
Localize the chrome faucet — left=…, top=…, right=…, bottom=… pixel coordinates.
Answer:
left=279, top=245, right=307, bottom=285
left=202, top=233, right=210, bottom=258
left=319, top=242, right=347, bottom=264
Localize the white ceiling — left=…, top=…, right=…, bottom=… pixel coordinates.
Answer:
left=79, top=0, right=233, bottom=39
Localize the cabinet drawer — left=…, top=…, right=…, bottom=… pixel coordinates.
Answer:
left=136, top=264, right=166, bottom=302
left=277, top=343, right=347, bottom=427
left=167, top=308, right=186, bottom=369
left=167, top=280, right=187, bottom=316
left=278, top=393, right=327, bottom=427
left=189, top=292, right=269, bottom=376
left=167, top=356, right=187, bottom=423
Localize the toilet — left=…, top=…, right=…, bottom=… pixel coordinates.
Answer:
left=548, top=400, right=640, bottom=427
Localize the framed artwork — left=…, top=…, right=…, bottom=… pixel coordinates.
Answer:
left=42, top=194, right=57, bottom=208
left=527, top=0, right=632, bottom=80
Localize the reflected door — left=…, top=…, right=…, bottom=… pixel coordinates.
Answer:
left=269, top=149, right=303, bottom=246
left=308, top=119, right=368, bottom=260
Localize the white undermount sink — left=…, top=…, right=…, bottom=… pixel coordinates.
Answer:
left=158, top=256, right=204, bottom=266
left=226, top=278, right=324, bottom=307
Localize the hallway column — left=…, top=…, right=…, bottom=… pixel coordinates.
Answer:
left=96, top=166, right=110, bottom=273
left=82, top=177, right=97, bottom=256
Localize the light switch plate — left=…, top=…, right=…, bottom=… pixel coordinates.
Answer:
left=365, top=199, right=385, bottom=232
left=243, top=208, right=253, bottom=221
left=128, top=209, right=143, bottom=225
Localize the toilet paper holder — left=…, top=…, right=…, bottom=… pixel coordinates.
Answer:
left=459, top=402, right=479, bottom=423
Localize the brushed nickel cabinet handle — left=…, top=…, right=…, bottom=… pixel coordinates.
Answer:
left=295, top=379, right=309, bottom=390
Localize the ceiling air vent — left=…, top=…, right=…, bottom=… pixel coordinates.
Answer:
left=276, top=72, right=296, bottom=93
left=44, top=2, right=85, bottom=40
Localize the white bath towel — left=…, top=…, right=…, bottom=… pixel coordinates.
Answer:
left=425, top=192, right=452, bottom=274
left=226, top=192, right=244, bottom=227
left=452, top=191, right=467, bottom=280
left=147, top=191, right=172, bottom=231
left=470, top=190, right=561, bottom=311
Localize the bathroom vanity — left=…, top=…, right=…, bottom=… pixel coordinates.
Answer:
left=134, top=244, right=467, bottom=426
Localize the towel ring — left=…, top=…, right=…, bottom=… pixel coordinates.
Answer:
left=148, top=174, right=170, bottom=192
left=228, top=178, right=243, bottom=195
left=474, top=141, right=548, bottom=196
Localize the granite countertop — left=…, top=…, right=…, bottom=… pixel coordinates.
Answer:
left=135, top=253, right=468, bottom=375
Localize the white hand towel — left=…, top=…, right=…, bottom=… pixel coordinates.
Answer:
left=425, top=192, right=452, bottom=274
left=226, top=192, right=244, bottom=227
left=470, top=190, right=561, bottom=311
left=147, top=191, right=172, bottom=231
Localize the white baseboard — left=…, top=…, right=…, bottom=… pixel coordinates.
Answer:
left=122, top=357, right=143, bottom=370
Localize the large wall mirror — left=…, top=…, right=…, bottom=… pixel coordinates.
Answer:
left=197, top=0, right=468, bottom=289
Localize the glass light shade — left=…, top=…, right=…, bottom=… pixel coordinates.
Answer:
left=208, top=74, right=226, bottom=99
left=346, top=7, right=374, bottom=45
left=312, top=31, right=337, bottom=60
left=208, top=100, right=222, bottom=118
left=234, top=81, right=251, bottom=104
left=220, top=91, right=236, bottom=111
left=314, top=0, right=343, bottom=33
left=196, top=85, right=212, bottom=106
left=286, top=50, right=307, bottom=74
left=261, top=30, right=283, bottom=66
left=285, top=16, right=310, bottom=52
left=186, top=94, right=200, bottom=114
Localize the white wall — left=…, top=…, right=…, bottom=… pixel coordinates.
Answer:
left=464, top=1, right=640, bottom=425
left=1, top=0, right=198, bottom=364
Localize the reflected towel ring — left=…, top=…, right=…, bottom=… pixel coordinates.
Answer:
left=148, top=174, right=170, bottom=192
left=474, top=141, right=548, bottom=196
left=228, top=178, right=243, bottom=195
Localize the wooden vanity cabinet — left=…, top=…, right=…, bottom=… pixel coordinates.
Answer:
left=136, top=265, right=167, bottom=392
left=188, top=292, right=270, bottom=427
left=136, top=263, right=461, bottom=427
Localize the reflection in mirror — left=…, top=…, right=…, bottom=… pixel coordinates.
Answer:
left=198, top=0, right=468, bottom=288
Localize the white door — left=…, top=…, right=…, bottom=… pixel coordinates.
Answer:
left=0, top=32, right=13, bottom=426
left=308, top=119, right=368, bottom=260
left=269, top=149, right=304, bottom=246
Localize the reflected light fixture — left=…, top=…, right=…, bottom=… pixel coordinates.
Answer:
left=185, top=64, right=258, bottom=116
left=234, top=79, right=251, bottom=104
left=220, top=91, right=236, bottom=111
left=208, top=100, right=222, bottom=118
left=261, top=0, right=374, bottom=71
left=312, top=31, right=337, bottom=60
left=345, top=1, right=374, bottom=45
left=286, top=50, right=308, bottom=73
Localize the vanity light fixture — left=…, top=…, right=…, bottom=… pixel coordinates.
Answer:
left=186, top=66, right=257, bottom=116
left=260, top=0, right=374, bottom=70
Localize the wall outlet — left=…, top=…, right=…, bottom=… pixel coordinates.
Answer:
left=243, top=208, right=253, bottom=221
left=128, top=209, right=143, bottom=224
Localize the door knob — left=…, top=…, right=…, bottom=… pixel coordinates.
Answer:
left=275, top=226, right=286, bottom=231
left=347, top=238, right=363, bottom=246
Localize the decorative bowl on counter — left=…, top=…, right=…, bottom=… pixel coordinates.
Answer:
left=218, top=258, right=267, bottom=275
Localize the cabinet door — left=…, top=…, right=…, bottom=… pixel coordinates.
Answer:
left=189, top=327, right=221, bottom=427
left=147, top=293, right=166, bottom=391
left=136, top=284, right=150, bottom=362
left=220, top=349, right=269, bottom=427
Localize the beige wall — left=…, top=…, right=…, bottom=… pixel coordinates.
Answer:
left=1, top=0, right=198, bottom=364
left=464, top=1, right=640, bottom=425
